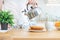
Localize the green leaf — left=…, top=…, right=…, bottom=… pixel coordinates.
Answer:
left=0, top=10, right=14, bottom=26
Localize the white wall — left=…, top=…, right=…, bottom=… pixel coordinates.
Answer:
left=2, top=0, right=60, bottom=24
left=0, top=0, right=3, bottom=10
left=3, top=0, right=27, bottom=17
left=3, top=0, right=27, bottom=25
left=46, top=5, right=60, bottom=17
left=2, top=0, right=46, bottom=23
left=46, top=0, right=60, bottom=17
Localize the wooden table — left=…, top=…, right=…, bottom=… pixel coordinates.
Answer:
left=0, top=29, right=60, bottom=40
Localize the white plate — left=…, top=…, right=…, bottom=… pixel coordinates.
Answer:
left=29, top=30, right=45, bottom=32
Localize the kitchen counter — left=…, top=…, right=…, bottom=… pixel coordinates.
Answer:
left=0, top=29, right=60, bottom=40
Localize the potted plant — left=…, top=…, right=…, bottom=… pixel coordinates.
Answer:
left=0, top=10, right=14, bottom=30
